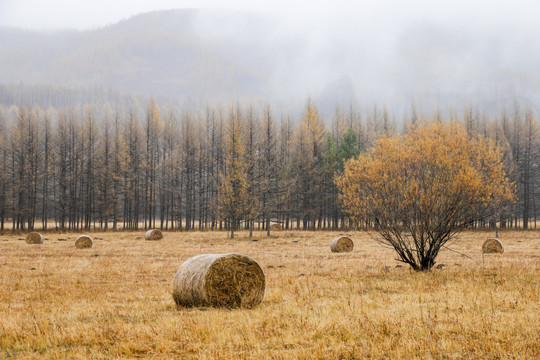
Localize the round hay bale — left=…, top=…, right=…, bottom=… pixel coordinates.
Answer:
left=25, top=232, right=43, bottom=244
left=270, top=223, right=282, bottom=231
left=145, top=229, right=163, bottom=241
left=482, top=238, right=504, bottom=254
left=75, top=235, right=93, bottom=249
left=331, top=236, right=354, bottom=253
left=173, top=253, right=266, bottom=309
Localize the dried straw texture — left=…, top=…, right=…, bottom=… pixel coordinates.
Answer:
left=270, top=224, right=282, bottom=231
left=482, top=238, right=504, bottom=254
left=75, top=235, right=93, bottom=249
left=25, top=232, right=43, bottom=244
left=145, top=229, right=163, bottom=241
left=173, top=253, right=266, bottom=309
left=331, top=236, right=354, bottom=253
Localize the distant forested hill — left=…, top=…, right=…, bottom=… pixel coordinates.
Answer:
left=0, top=10, right=294, bottom=100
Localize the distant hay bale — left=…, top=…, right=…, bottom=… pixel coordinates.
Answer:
left=145, top=229, right=163, bottom=241
left=331, top=236, right=354, bottom=253
left=270, top=224, right=282, bottom=231
left=482, top=238, right=504, bottom=254
left=75, top=235, right=93, bottom=249
left=173, top=253, right=266, bottom=309
left=25, top=232, right=43, bottom=244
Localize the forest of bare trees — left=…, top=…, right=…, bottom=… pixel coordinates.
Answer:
left=0, top=96, right=538, bottom=233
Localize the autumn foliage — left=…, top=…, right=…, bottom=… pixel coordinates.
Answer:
left=336, top=122, right=515, bottom=271
left=217, top=106, right=256, bottom=238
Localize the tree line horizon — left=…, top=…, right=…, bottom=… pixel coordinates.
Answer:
left=0, top=97, right=538, bottom=233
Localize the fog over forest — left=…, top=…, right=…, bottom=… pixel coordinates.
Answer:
left=0, top=2, right=539, bottom=117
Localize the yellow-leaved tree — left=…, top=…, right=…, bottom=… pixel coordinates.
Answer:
left=336, top=122, right=515, bottom=271
left=217, top=106, right=256, bottom=238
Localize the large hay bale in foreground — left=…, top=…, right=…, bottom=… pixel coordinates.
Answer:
left=331, top=236, right=354, bottom=253
left=75, top=235, right=93, bottom=249
left=145, top=229, right=163, bottom=241
left=270, top=223, right=282, bottom=231
left=173, top=253, right=266, bottom=308
left=482, top=238, right=504, bottom=254
left=25, top=232, right=43, bottom=244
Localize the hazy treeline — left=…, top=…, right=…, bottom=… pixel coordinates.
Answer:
left=0, top=83, right=151, bottom=111
left=0, top=97, right=538, bottom=232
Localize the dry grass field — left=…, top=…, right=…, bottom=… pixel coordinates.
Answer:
left=0, top=230, right=539, bottom=359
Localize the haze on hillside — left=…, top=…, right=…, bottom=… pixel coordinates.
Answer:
left=1, top=0, right=539, bottom=116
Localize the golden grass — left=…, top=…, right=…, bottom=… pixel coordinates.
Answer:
left=0, top=230, right=539, bottom=359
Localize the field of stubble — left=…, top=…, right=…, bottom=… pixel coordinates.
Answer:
left=0, top=229, right=539, bottom=359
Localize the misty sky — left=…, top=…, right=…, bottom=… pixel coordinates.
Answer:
left=1, top=0, right=539, bottom=31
